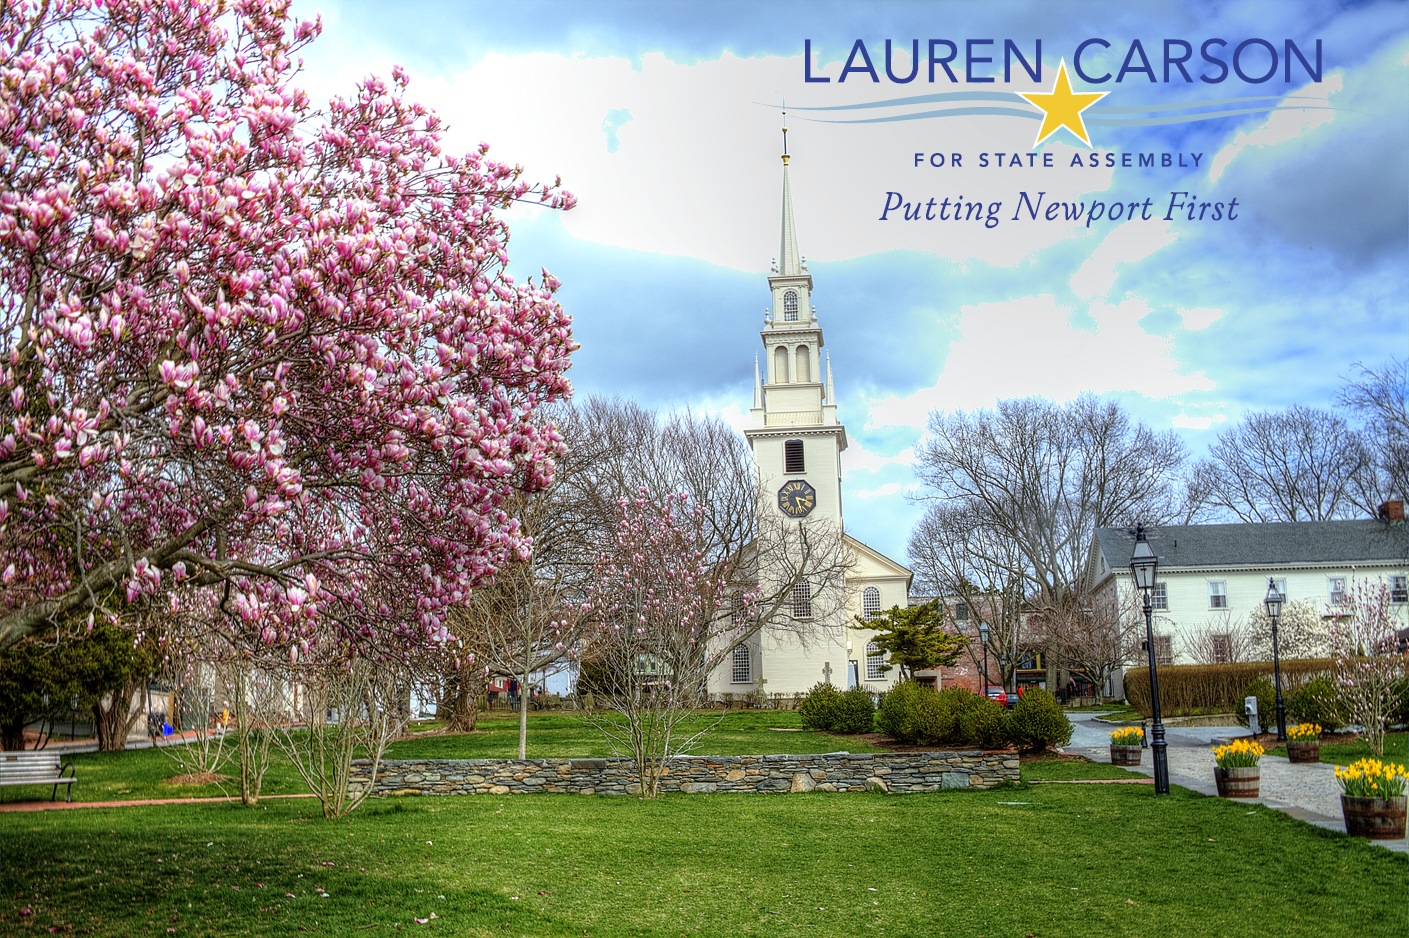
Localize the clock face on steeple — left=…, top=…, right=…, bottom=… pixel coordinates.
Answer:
left=777, top=479, right=816, bottom=518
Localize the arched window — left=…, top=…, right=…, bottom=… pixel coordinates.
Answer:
left=783, top=290, right=799, bottom=321
left=862, top=587, right=881, bottom=620
left=773, top=345, right=789, bottom=384
left=794, top=345, right=811, bottom=383
left=731, top=644, right=751, bottom=683
left=865, top=642, right=886, bottom=681
left=791, top=580, right=812, bottom=619
left=784, top=439, right=805, bottom=473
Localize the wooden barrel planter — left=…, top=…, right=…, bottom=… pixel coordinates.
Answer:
left=1110, top=745, right=1142, bottom=766
left=1214, top=766, right=1260, bottom=798
left=1286, top=740, right=1320, bottom=764
left=1341, top=795, right=1408, bottom=839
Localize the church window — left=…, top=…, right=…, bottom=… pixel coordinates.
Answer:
left=865, top=642, right=886, bottom=681
left=862, top=587, right=881, bottom=619
left=795, top=346, right=811, bottom=383
left=783, top=290, right=799, bottom=321
left=791, top=580, right=813, bottom=619
left=784, top=439, right=805, bottom=473
left=773, top=345, right=789, bottom=383
left=731, top=644, right=752, bottom=683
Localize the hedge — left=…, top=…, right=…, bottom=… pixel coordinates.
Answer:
left=1123, top=659, right=1334, bottom=718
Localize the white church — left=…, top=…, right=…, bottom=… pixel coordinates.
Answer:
left=707, top=129, right=912, bottom=700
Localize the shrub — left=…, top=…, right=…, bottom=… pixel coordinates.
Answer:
left=832, top=688, right=876, bottom=734
left=876, top=680, right=931, bottom=742
left=1008, top=688, right=1072, bottom=751
left=1288, top=675, right=1346, bottom=732
left=910, top=690, right=958, bottom=745
left=1124, top=658, right=1335, bottom=718
left=956, top=697, right=1011, bottom=749
left=1392, top=678, right=1409, bottom=729
left=797, top=682, right=842, bottom=731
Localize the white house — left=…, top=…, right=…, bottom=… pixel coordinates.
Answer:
left=1087, top=510, right=1409, bottom=667
left=706, top=128, right=911, bottom=699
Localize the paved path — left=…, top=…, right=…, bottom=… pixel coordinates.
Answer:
left=1064, top=711, right=1407, bottom=854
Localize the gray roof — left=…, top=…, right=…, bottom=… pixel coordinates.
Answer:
left=1093, top=520, right=1408, bottom=572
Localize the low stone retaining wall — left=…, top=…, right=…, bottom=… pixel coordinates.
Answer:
left=354, top=750, right=1019, bottom=798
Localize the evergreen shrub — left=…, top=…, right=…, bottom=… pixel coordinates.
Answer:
left=1288, top=675, right=1346, bottom=732
left=1008, top=688, right=1072, bottom=751
left=957, top=697, right=1011, bottom=748
left=1237, top=678, right=1276, bottom=730
left=832, top=688, right=876, bottom=734
left=876, top=680, right=930, bottom=742
left=797, top=682, right=842, bottom=731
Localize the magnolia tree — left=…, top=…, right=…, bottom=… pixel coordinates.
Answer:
left=1248, top=600, right=1331, bottom=661
left=1329, top=578, right=1408, bottom=758
left=581, top=493, right=759, bottom=799
left=0, top=0, right=575, bottom=654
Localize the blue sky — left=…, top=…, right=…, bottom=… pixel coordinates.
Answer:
left=295, top=0, right=1409, bottom=565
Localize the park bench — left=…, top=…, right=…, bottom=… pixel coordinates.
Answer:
left=0, top=749, right=77, bottom=802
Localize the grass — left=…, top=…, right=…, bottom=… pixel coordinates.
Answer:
left=1265, top=731, right=1408, bottom=765
left=2, top=782, right=1404, bottom=936
left=1, top=711, right=887, bottom=805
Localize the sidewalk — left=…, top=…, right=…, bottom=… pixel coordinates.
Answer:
left=1065, top=715, right=1407, bottom=854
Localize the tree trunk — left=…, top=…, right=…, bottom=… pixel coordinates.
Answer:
left=439, top=671, right=482, bottom=734
left=93, top=683, right=143, bottom=751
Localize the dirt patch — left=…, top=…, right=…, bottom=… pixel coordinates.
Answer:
left=165, top=773, right=231, bottom=786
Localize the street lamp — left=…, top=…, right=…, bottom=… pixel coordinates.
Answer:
left=1264, top=577, right=1287, bottom=742
left=977, top=621, right=991, bottom=694
left=1130, top=524, right=1170, bottom=795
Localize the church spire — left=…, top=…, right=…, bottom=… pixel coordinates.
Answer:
left=778, top=107, right=802, bottom=277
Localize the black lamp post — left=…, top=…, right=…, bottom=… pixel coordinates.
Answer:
left=1130, top=525, right=1169, bottom=795
left=1264, top=577, right=1287, bottom=742
left=978, top=621, right=991, bottom=693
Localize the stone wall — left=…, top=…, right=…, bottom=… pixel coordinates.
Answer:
left=354, top=750, right=1019, bottom=798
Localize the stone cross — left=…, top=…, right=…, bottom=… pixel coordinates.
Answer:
left=822, top=661, right=832, bottom=685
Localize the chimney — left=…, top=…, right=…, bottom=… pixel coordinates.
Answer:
left=1378, top=500, right=1405, bottom=522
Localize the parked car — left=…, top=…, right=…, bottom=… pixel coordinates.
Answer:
left=985, top=686, right=1008, bottom=707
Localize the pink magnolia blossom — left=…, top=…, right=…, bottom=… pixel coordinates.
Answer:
left=0, top=0, right=575, bottom=652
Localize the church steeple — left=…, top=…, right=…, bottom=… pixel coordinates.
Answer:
left=778, top=111, right=802, bottom=278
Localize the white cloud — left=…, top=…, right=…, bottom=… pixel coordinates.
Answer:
left=1176, top=306, right=1223, bottom=331
left=1207, top=75, right=1342, bottom=183
left=1170, top=411, right=1228, bottom=431
left=842, top=442, right=915, bottom=476
left=1070, top=219, right=1178, bottom=299
left=864, top=293, right=1215, bottom=430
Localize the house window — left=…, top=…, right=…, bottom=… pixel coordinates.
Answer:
left=1211, top=634, right=1232, bottom=664
left=1208, top=581, right=1228, bottom=610
left=783, top=290, right=799, bottom=321
left=862, top=587, right=881, bottom=620
left=1329, top=576, right=1347, bottom=606
left=955, top=602, right=970, bottom=622
left=784, top=439, right=805, bottom=473
left=791, top=580, right=812, bottom=619
left=731, top=644, right=751, bottom=684
left=1154, top=635, right=1174, bottom=665
left=1150, top=582, right=1168, bottom=610
left=1392, top=575, right=1408, bottom=604
left=865, top=642, right=885, bottom=680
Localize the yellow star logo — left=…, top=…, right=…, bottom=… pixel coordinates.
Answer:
left=1019, top=59, right=1107, bottom=147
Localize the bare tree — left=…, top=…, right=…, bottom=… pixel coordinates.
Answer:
left=1031, top=590, right=1145, bottom=696
left=1181, top=617, right=1258, bottom=665
left=908, top=502, right=1030, bottom=690
left=913, top=395, right=1189, bottom=603
left=1339, top=357, right=1409, bottom=509
left=1191, top=406, right=1372, bottom=522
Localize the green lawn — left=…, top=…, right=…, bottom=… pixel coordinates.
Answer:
left=2, top=783, right=1403, bottom=936
left=1265, top=732, right=1408, bottom=766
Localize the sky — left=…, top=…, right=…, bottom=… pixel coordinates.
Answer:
left=292, top=0, right=1409, bottom=566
